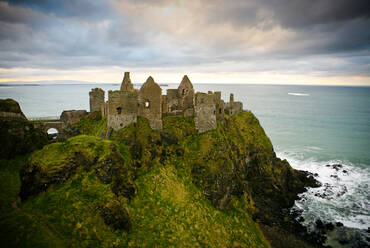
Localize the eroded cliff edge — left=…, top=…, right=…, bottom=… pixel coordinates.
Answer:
left=0, top=101, right=320, bottom=247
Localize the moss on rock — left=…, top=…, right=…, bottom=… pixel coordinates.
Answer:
left=19, top=135, right=135, bottom=201
left=0, top=99, right=48, bottom=159
left=0, top=110, right=321, bottom=247
left=0, top=98, right=25, bottom=115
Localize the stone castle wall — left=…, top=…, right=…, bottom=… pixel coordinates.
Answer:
left=60, top=110, right=88, bottom=125
left=224, top=94, right=243, bottom=116
left=194, top=92, right=217, bottom=133
left=89, top=72, right=243, bottom=133
left=107, top=90, right=138, bottom=131
left=89, top=88, right=105, bottom=112
left=162, top=89, right=181, bottom=117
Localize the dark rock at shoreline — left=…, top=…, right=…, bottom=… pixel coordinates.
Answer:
left=325, top=223, right=335, bottom=231
left=326, top=225, right=370, bottom=248
left=315, top=219, right=325, bottom=229
left=325, top=163, right=343, bottom=171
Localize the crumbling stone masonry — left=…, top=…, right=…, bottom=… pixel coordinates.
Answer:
left=138, top=76, right=162, bottom=130
left=162, top=75, right=194, bottom=117
left=120, top=72, right=135, bottom=92
left=89, top=88, right=105, bottom=112
left=89, top=72, right=243, bottom=133
left=224, top=93, right=243, bottom=116
left=177, top=75, right=195, bottom=117
left=194, top=92, right=217, bottom=133
left=107, top=90, right=138, bottom=131
left=60, top=110, right=88, bottom=125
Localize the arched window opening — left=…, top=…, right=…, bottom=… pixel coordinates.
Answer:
left=145, top=101, right=150, bottom=108
left=219, top=108, right=222, bottom=114
left=116, top=107, right=122, bottom=114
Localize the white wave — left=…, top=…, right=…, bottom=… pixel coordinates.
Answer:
left=288, top=92, right=310, bottom=96
left=277, top=151, right=370, bottom=230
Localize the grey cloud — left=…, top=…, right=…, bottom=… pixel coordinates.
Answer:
left=205, top=0, right=370, bottom=29
left=0, top=0, right=369, bottom=79
left=5, top=0, right=111, bottom=20
left=269, top=0, right=370, bottom=28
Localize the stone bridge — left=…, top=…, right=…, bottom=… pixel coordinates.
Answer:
left=32, top=120, right=66, bottom=139
left=30, top=110, right=88, bottom=139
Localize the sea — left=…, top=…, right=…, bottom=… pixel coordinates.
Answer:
left=1, top=82, right=369, bottom=230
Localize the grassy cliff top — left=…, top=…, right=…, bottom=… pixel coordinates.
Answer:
left=0, top=111, right=317, bottom=247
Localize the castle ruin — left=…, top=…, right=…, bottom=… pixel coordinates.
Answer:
left=90, top=72, right=243, bottom=133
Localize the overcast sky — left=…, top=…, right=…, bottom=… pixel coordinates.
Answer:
left=0, top=0, right=369, bottom=85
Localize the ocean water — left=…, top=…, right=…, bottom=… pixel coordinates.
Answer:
left=1, top=83, right=369, bottom=230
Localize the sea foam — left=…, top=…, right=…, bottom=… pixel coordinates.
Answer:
left=277, top=151, right=370, bottom=230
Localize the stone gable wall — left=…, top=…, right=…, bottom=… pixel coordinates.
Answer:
left=138, top=77, right=162, bottom=130
left=177, top=75, right=195, bottom=117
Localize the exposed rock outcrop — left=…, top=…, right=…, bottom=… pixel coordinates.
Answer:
left=19, top=135, right=135, bottom=201
left=97, top=199, right=131, bottom=232
left=0, top=99, right=48, bottom=159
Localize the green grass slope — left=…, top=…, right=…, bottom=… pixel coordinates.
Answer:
left=0, top=125, right=270, bottom=247
left=0, top=111, right=319, bottom=247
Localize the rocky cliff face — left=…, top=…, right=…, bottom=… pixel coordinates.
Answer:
left=1, top=110, right=320, bottom=247
left=0, top=99, right=48, bottom=159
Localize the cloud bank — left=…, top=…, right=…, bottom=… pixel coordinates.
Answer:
left=0, top=0, right=369, bottom=84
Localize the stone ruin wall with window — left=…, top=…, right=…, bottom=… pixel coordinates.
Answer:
left=89, top=72, right=243, bottom=133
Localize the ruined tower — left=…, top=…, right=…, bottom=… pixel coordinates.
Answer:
left=89, top=88, right=105, bottom=112
left=138, top=76, right=162, bottom=130
left=120, top=72, right=134, bottom=92
left=225, top=93, right=243, bottom=116
left=107, top=72, right=138, bottom=130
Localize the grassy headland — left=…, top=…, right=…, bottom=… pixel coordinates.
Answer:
left=0, top=111, right=320, bottom=247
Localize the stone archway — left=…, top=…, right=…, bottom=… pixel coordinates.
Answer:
left=46, top=128, right=59, bottom=139
left=41, top=121, right=66, bottom=140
